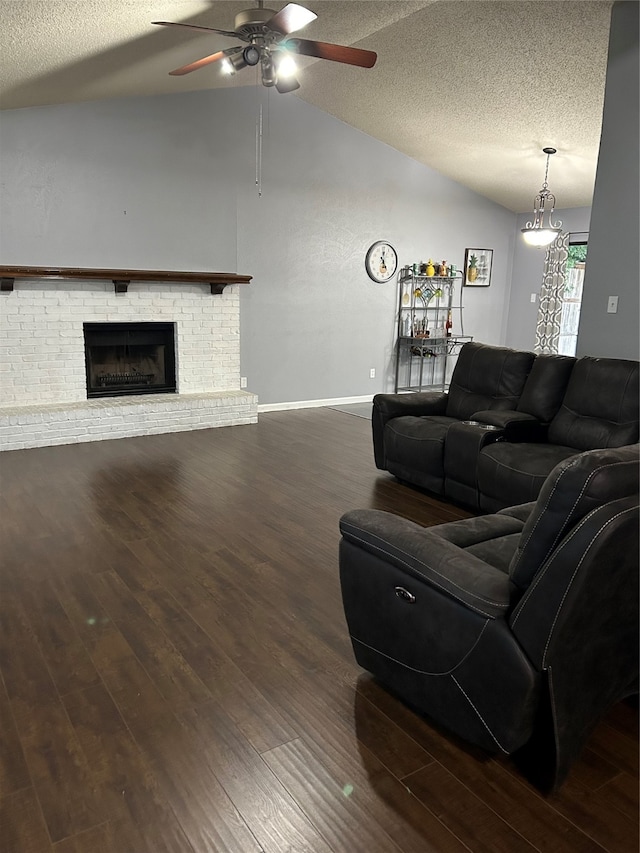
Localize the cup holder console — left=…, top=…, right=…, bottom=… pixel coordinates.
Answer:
left=462, top=420, right=501, bottom=431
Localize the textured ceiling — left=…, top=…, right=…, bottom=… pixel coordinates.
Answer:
left=0, top=1, right=612, bottom=212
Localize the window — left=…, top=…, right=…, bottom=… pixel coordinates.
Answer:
left=558, top=241, right=587, bottom=356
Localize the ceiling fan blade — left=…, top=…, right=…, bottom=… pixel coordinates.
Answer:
left=152, top=21, right=240, bottom=40
left=288, top=39, right=377, bottom=68
left=168, top=46, right=241, bottom=76
left=266, top=3, right=317, bottom=35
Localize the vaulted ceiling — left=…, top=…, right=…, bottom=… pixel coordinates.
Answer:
left=0, top=1, right=613, bottom=212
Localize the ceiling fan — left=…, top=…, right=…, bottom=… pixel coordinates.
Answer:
left=153, top=1, right=377, bottom=94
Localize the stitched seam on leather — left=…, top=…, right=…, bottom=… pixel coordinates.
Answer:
left=547, top=665, right=560, bottom=774
left=514, top=458, right=580, bottom=555
left=495, top=353, right=507, bottom=399
left=349, top=619, right=490, bottom=676
left=518, top=459, right=593, bottom=563
left=387, top=424, right=445, bottom=444
left=510, top=512, right=593, bottom=627
left=485, top=456, right=557, bottom=477
left=512, top=459, right=631, bottom=579
left=451, top=675, right=509, bottom=753
left=342, top=525, right=507, bottom=614
left=555, top=409, right=636, bottom=428
left=511, top=505, right=630, bottom=628
left=540, top=508, right=632, bottom=667
left=566, top=361, right=592, bottom=447
left=617, top=370, right=634, bottom=424
left=454, top=346, right=481, bottom=409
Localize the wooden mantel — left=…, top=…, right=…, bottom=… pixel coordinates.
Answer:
left=0, top=265, right=252, bottom=295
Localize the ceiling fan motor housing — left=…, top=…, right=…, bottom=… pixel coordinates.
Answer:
left=234, top=8, right=280, bottom=38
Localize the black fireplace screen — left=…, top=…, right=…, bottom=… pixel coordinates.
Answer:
left=83, top=322, right=176, bottom=398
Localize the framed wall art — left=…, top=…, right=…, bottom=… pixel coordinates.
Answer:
left=463, top=248, right=493, bottom=287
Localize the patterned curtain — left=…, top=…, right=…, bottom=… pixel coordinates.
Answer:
left=534, top=232, right=570, bottom=354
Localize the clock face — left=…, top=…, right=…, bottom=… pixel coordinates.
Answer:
left=365, top=241, right=398, bottom=283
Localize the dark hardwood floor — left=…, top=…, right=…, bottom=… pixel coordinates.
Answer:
left=0, top=408, right=637, bottom=852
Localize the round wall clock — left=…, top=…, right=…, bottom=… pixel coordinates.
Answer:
left=365, top=241, right=398, bottom=283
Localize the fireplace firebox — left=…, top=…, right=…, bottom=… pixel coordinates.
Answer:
left=83, top=322, right=176, bottom=398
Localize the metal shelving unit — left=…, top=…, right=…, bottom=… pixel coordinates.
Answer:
left=394, top=266, right=472, bottom=392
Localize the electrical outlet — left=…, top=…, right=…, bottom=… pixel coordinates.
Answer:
left=369, top=368, right=376, bottom=379
left=240, top=377, right=247, bottom=388
left=530, top=293, right=537, bottom=303
left=607, top=296, right=618, bottom=314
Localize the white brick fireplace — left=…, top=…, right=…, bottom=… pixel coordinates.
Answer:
left=0, top=280, right=258, bottom=451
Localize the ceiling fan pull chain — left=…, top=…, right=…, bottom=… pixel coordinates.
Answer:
left=256, top=102, right=263, bottom=197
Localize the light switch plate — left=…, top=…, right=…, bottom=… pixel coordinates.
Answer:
left=607, top=296, right=619, bottom=314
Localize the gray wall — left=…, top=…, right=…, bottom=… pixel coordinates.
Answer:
left=0, top=92, right=239, bottom=271
left=504, top=207, right=591, bottom=352
left=0, top=86, right=518, bottom=405
left=576, top=0, right=639, bottom=361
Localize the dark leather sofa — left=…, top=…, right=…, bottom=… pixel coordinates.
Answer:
left=372, top=342, right=639, bottom=512
left=339, top=444, right=640, bottom=789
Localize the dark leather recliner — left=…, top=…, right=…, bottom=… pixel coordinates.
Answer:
left=372, top=342, right=535, bottom=494
left=339, top=444, right=640, bottom=789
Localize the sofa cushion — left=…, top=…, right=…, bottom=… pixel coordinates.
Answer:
left=498, top=503, right=536, bottom=523
left=464, top=535, right=523, bottom=573
left=547, top=357, right=639, bottom=450
left=477, top=442, right=579, bottom=511
left=384, top=415, right=457, bottom=493
left=508, top=444, right=640, bottom=592
left=516, top=354, right=576, bottom=423
left=445, top=342, right=535, bottom=421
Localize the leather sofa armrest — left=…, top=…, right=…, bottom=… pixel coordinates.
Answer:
left=374, top=391, right=448, bottom=418
left=472, top=409, right=549, bottom=442
left=443, top=421, right=505, bottom=506
left=339, top=509, right=514, bottom=619
left=372, top=392, right=447, bottom=468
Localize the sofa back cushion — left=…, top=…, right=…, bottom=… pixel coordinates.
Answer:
left=547, top=357, right=639, bottom=450
left=445, top=342, right=535, bottom=421
left=516, top=354, right=576, bottom=423
left=508, top=444, right=640, bottom=591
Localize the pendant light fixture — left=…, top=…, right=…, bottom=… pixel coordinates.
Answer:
left=521, top=147, right=563, bottom=247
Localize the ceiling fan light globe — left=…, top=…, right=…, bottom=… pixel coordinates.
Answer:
left=243, top=45, right=261, bottom=66
left=275, top=74, right=300, bottom=93
left=229, top=52, right=248, bottom=71
left=275, top=54, right=297, bottom=78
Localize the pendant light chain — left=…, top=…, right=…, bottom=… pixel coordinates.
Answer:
left=521, top=147, right=563, bottom=247
left=542, top=152, right=551, bottom=189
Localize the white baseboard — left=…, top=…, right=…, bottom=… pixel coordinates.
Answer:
left=258, top=395, right=373, bottom=413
